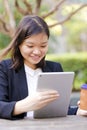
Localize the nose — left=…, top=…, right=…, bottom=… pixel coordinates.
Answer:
left=33, top=49, right=41, bottom=55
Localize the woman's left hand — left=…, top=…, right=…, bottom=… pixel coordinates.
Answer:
left=77, top=108, right=87, bottom=116
left=76, top=100, right=87, bottom=116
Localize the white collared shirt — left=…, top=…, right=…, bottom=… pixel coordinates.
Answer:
left=24, top=64, right=42, bottom=118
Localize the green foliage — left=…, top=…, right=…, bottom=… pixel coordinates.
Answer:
left=63, top=6, right=87, bottom=51
left=14, top=10, right=22, bottom=26
left=65, top=19, right=87, bottom=50
left=0, top=0, right=4, bottom=13
left=46, top=53, right=87, bottom=91
left=45, top=17, right=63, bottom=53
left=0, top=34, right=11, bottom=49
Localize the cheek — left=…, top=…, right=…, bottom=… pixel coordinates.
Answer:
left=20, top=46, right=30, bottom=56
left=41, top=49, right=48, bottom=57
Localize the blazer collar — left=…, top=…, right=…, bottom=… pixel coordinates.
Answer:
left=42, top=64, right=51, bottom=72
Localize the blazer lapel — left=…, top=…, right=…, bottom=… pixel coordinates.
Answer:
left=16, top=65, right=28, bottom=99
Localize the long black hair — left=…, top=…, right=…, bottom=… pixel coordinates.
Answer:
left=0, top=15, right=50, bottom=71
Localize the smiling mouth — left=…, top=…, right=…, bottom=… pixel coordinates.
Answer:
left=31, top=56, right=41, bottom=60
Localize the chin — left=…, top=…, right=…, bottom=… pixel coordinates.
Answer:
left=32, top=59, right=42, bottom=64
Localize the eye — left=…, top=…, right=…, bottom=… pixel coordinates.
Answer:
left=41, top=45, right=46, bottom=48
left=41, top=44, right=48, bottom=48
left=26, top=45, right=33, bottom=48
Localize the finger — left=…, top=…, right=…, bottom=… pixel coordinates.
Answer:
left=39, top=93, right=59, bottom=103
left=39, top=90, right=59, bottom=96
left=77, top=100, right=80, bottom=106
left=40, top=97, right=58, bottom=105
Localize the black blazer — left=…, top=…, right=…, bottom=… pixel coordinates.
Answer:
left=0, top=59, right=77, bottom=120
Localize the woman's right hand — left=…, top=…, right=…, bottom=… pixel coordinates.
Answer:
left=13, top=90, right=59, bottom=115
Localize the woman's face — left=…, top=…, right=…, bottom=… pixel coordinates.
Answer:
left=19, top=33, right=48, bottom=69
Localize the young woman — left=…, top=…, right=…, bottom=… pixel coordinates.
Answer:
left=0, top=15, right=78, bottom=120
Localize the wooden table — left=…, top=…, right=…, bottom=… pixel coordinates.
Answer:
left=0, top=116, right=87, bottom=130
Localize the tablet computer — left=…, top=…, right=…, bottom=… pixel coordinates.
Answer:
left=34, top=72, right=75, bottom=118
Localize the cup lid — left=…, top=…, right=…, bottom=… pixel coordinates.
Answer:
left=81, top=84, right=87, bottom=89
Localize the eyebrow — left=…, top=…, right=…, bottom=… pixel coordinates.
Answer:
left=24, top=41, right=48, bottom=44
